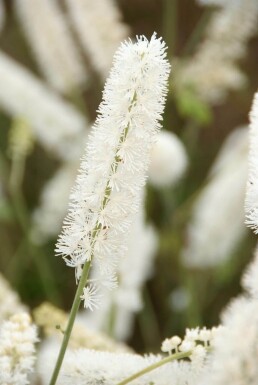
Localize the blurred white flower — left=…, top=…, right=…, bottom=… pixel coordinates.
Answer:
left=56, top=34, right=170, bottom=308
left=169, top=287, right=190, bottom=312
left=14, top=0, right=88, bottom=93
left=178, top=0, right=258, bottom=104
left=245, top=92, right=258, bottom=233
left=65, top=0, right=130, bottom=79
left=0, top=52, right=89, bottom=160
left=182, top=127, right=249, bottom=268
left=149, top=131, right=188, bottom=187
left=0, top=313, right=38, bottom=385
left=200, top=297, right=258, bottom=385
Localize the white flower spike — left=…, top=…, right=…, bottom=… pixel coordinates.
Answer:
left=56, top=33, right=170, bottom=308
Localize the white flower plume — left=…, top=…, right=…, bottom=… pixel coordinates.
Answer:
left=14, top=0, right=87, bottom=93
left=182, top=127, right=248, bottom=268
left=65, top=0, right=130, bottom=79
left=178, top=0, right=258, bottom=104
left=200, top=297, right=258, bottom=385
left=56, top=34, right=170, bottom=307
left=245, top=92, right=258, bottom=233
left=0, top=51, right=89, bottom=160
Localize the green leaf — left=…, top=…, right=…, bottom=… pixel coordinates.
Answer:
left=176, top=88, right=213, bottom=125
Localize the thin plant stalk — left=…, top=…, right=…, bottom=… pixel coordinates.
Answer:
left=163, top=0, right=177, bottom=57
left=49, top=260, right=91, bottom=385
left=182, top=8, right=212, bottom=56
left=116, top=350, right=191, bottom=385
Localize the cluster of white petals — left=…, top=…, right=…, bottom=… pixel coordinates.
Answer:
left=0, top=52, right=89, bottom=160
left=56, top=34, right=170, bottom=308
left=177, top=0, right=258, bottom=104
left=0, top=313, right=38, bottom=385
left=245, top=92, right=258, bottom=233
left=14, top=0, right=87, bottom=93
left=38, top=340, right=207, bottom=385
left=200, top=297, right=258, bottom=385
left=149, top=130, right=188, bottom=187
left=182, top=127, right=248, bottom=268
left=161, top=326, right=219, bottom=359
left=65, top=0, right=130, bottom=79
left=0, top=274, right=26, bottom=322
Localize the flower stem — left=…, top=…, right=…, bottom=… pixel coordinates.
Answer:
left=48, top=260, right=91, bottom=385
left=116, top=350, right=191, bottom=385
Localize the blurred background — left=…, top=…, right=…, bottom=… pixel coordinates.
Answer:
left=0, top=0, right=257, bottom=354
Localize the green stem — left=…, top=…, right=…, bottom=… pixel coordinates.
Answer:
left=49, top=260, right=91, bottom=385
left=117, top=350, right=191, bottom=385
left=182, top=8, right=213, bottom=56
left=163, top=0, right=177, bottom=57
left=9, top=156, right=25, bottom=193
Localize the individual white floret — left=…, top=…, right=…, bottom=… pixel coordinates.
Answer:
left=0, top=313, right=38, bottom=385
left=14, top=0, right=87, bottom=93
left=80, top=284, right=101, bottom=311
left=245, top=92, right=258, bottom=233
left=161, top=336, right=182, bottom=354
left=200, top=296, right=258, bottom=385
left=148, top=130, right=188, bottom=187
left=185, top=328, right=199, bottom=342
left=182, top=127, right=248, bottom=268
left=56, top=34, right=170, bottom=307
left=65, top=0, right=130, bottom=79
left=0, top=51, right=89, bottom=160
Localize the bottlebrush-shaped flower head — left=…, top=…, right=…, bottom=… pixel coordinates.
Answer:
left=56, top=33, right=170, bottom=309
